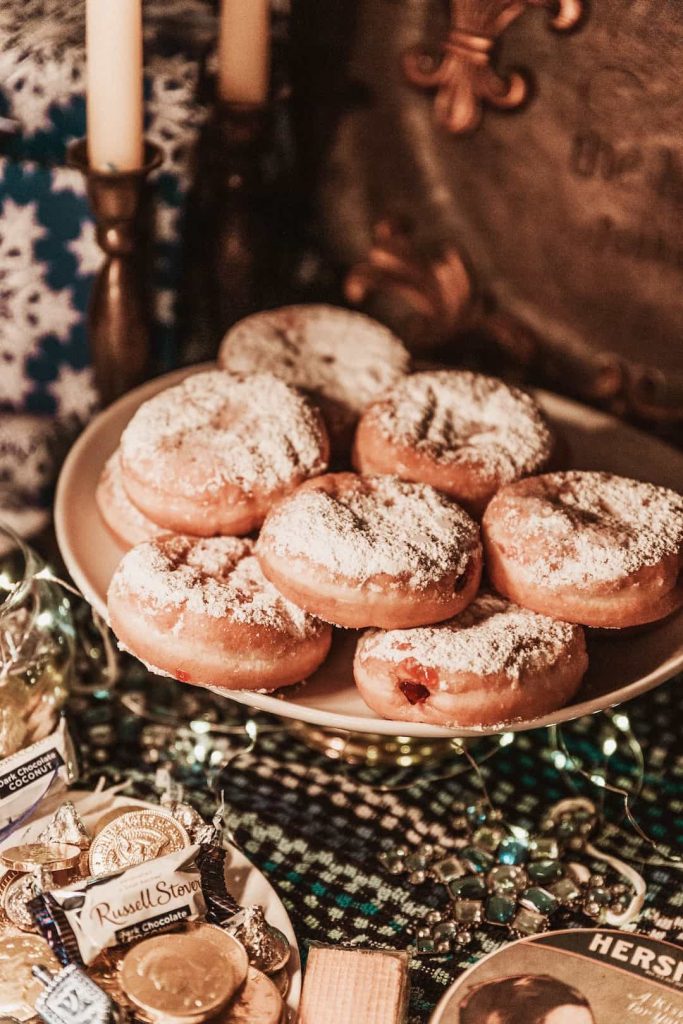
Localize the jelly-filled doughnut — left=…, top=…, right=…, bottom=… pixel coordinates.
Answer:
left=353, top=370, right=553, bottom=515
left=218, top=305, right=411, bottom=456
left=119, top=370, right=329, bottom=536
left=483, top=471, right=683, bottom=629
left=354, top=592, right=588, bottom=728
left=108, top=535, right=332, bottom=689
left=256, top=473, right=482, bottom=629
left=96, top=450, right=164, bottom=549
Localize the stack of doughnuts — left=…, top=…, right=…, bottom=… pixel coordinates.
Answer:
left=102, top=304, right=683, bottom=728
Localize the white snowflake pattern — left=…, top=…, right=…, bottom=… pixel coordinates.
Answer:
left=0, top=414, right=55, bottom=493
left=146, top=53, right=206, bottom=186
left=48, top=364, right=98, bottom=422
left=0, top=198, right=46, bottom=268
left=68, top=219, right=103, bottom=277
left=0, top=191, right=81, bottom=408
left=0, top=0, right=84, bottom=46
left=0, top=47, right=84, bottom=137
left=51, top=166, right=84, bottom=194
left=0, top=346, right=34, bottom=407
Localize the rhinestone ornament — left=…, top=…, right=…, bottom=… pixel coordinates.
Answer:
left=488, top=865, right=528, bottom=895
left=379, top=796, right=635, bottom=954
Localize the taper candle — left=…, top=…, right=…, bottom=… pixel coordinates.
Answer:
left=217, top=0, right=270, bottom=106
left=86, top=0, right=144, bottom=171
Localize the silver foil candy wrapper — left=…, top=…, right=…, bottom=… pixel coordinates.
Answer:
left=226, top=905, right=291, bottom=974
left=33, top=963, right=128, bottom=1024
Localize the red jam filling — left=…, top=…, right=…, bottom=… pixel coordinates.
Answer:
left=397, top=658, right=438, bottom=705
left=175, top=669, right=190, bottom=683
left=399, top=681, right=430, bottom=705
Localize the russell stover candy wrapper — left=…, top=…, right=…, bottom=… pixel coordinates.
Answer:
left=29, top=843, right=238, bottom=967
left=0, top=720, right=77, bottom=835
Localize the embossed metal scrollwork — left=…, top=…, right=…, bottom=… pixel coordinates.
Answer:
left=403, top=0, right=583, bottom=134
left=344, top=218, right=472, bottom=346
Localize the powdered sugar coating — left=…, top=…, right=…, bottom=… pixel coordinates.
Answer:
left=98, top=450, right=163, bottom=541
left=366, top=370, right=552, bottom=480
left=119, top=370, right=328, bottom=494
left=357, top=592, right=582, bottom=680
left=218, top=305, right=411, bottom=432
left=485, top=471, right=683, bottom=587
left=111, top=535, right=325, bottom=639
left=258, top=474, right=480, bottom=589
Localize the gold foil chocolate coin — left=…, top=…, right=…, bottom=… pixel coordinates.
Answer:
left=91, top=804, right=143, bottom=836
left=2, top=875, right=37, bottom=933
left=0, top=870, right=20, bottom=904
left=88, top=808, right=190, bottom=876
left=268, top=966, right=290, bottom=999
left=0, top=932, right=59, bottom=1021
left=88, top=948, right=129, bottom=1007
left=120, top=925, right=248, bottom=1024
left=218, top=967, right=284, bottom=1024
left=0, top=843, right=81, bottom=874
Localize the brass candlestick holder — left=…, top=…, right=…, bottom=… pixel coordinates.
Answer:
left=180, top=101, right=271, bottom=361
left=68, top=139, right=163, bottom=406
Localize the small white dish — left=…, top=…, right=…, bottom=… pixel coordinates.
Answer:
left=0, top=787, right=301, bottom=1015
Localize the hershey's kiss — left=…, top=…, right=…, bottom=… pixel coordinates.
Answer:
left=227, top=905, right=291, bottom=974
left=38, top=801, right=91, bottom=850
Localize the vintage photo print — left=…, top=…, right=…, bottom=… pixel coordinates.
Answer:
left=432, top=929, right=683, bottom=1024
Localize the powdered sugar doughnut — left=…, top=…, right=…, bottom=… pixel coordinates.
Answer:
left=483, top=471, right=683, bottom=629
left=119, top=370, right=329, bottom=536
left=108, top=535, right=332, bottom=689
left=354, top=592, right=587, bottom=727
left=353, top=371, right=553, bottom=515
left=257, top=473, right=482, bottom=629
left=218, top=305, right=411, bottom=456
left=96, top=450, right=164, bottom=549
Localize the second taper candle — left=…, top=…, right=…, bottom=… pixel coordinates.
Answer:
left=86, top=0, right=144, bottom=171
left=217, top=0, right=270, bottom=106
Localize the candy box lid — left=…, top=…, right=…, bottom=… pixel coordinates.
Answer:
left=430, top=928, right=683, bottom=1024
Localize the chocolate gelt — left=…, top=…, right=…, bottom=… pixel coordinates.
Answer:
left=88, top=808, right=189, bottom=876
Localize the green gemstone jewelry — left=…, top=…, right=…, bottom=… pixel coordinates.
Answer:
left=379, top=796, right=645, bottom=955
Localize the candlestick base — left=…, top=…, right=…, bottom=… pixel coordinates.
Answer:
left=68, top=139, right=163, bottom=406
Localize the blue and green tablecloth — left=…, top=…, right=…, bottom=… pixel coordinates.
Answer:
left=71, top=666, right=683, bottom=1023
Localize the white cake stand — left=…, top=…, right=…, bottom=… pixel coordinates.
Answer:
left=55, top=367, right=683, bottom=761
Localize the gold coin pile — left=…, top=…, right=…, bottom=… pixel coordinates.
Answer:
left=0, top=842, right=81, bottom=874
left=0, top=841, right=82, bottom=936
left=0, top=933, right=60, bottom=1022
left=118, top=924, right=285, bottom=1024
left=0, top=800, right=292, bottom=1024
